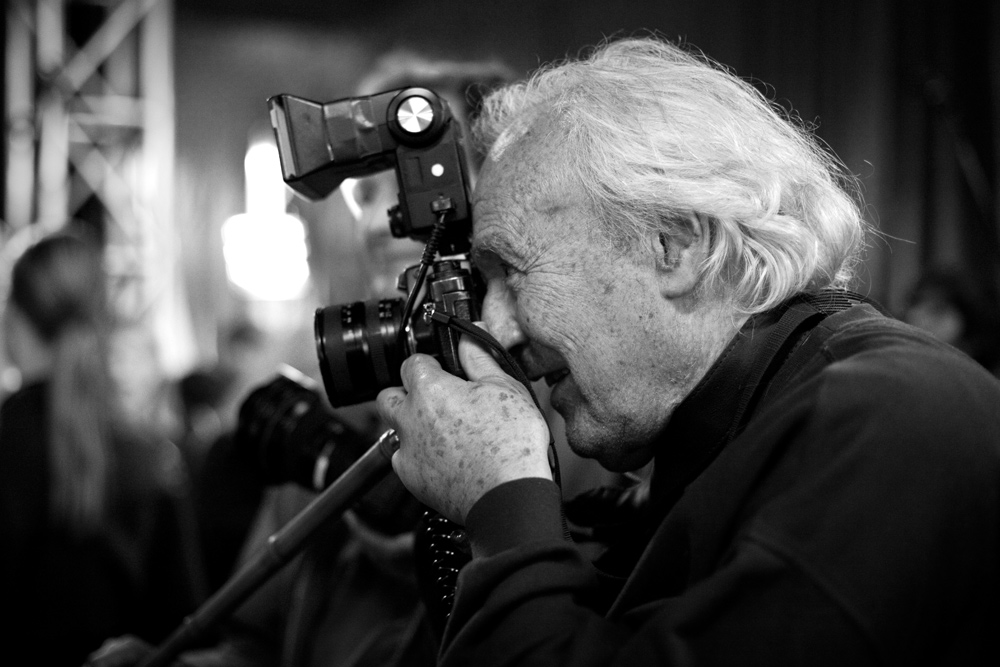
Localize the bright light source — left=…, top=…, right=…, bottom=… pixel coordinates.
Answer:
left=222, top=212, right=309, bottom=301
left=222, top=139, right=311, bottom=301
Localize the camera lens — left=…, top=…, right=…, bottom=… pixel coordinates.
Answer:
left=315, top=299, right=401, bottom=407
left=236, top=369, right=370, bottom=491
left=315, top=299, right=434, bottom=407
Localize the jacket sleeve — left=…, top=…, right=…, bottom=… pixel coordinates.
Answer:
left=440, top=478, right=628, bottom=666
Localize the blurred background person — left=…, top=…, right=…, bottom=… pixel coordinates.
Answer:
left=0, top=229, right=207, bottom=667
left=902, top=267, right=1000, bottom=377
left=343, top=50, right=517, bottom=302
left=177, top=319, right=272, bottom=592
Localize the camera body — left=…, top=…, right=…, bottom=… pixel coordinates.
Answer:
left=268, top=87, right=479, bottom=406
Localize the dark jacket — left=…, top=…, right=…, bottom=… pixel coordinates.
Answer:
left=440, top=296, right=1000, bottom=665
left=0, top=382, right=207, bottom=666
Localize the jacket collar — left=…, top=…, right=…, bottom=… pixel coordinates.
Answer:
left=650, top=297, right=825, bottom=512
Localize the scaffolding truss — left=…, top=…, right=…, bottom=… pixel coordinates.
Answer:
left=4, top=0, right=194, bottom=379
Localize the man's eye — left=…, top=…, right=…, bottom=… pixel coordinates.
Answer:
left=472, top=250, right=520, bottom=285
left=499, top=263, right=526, bottom=289
left=496, top=261, right=522, bottom=280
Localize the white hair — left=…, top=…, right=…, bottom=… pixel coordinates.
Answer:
left=474, top=37, right=868, bottom=315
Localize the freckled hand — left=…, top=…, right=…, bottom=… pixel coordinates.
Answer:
left=376, top=326, right=552, bottom=524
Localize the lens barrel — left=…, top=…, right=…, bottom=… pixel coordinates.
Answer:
left=236, top=370, right=369, bottom=490
left=314, top=262, right=477, bottom=408
left=316, top=298, right=439, bottom=407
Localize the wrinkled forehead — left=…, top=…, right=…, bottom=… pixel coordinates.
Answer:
left=471, top=124, right=586, bottom=262
left=474, top=118, right=574, bottom=214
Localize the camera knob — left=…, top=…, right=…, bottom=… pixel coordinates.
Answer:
left=395, top=95, right=435, bottom=135
left=387, top=87, right=447, bottom=146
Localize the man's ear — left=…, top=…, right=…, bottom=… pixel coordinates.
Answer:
left=654, top=212, right=710, bottom=298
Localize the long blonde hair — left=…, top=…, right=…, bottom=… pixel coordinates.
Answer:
left=10, top=231, right=117, bottom=529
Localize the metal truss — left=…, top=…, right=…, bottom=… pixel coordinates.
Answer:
left=4, top=0, right=194, bottom=376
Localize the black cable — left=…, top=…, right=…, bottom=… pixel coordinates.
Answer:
left=397, top=209, right=451, bottom=352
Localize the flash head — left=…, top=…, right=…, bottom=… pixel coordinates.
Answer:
left=268, top=86, right=471, bottom=247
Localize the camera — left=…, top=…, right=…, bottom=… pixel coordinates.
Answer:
left=236, top=366, right=371, bottom=491
left=268, top=86, right=479, bottom=407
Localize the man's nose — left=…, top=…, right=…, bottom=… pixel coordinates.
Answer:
left=481, top=286, right=526, bottom=351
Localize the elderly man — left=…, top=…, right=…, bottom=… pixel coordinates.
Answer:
left=377, top=37, right=1000, bottom=665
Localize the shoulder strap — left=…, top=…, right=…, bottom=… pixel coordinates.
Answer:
left=754, top=290, right=887, bottom=417
left=727, top=290, right=883, bottom=443
left=723, top=302, right=823, bottom=444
